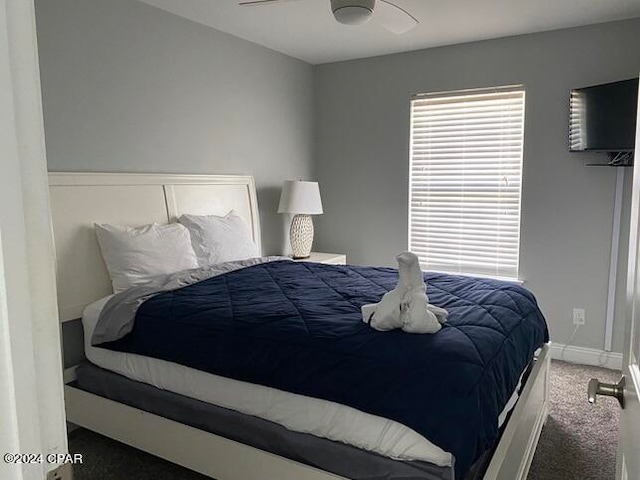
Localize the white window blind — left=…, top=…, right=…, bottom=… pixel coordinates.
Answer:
left=409, top=87, right=525, bottom=279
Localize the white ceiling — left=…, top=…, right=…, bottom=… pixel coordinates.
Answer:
left=137, top=0, right=640, bottom=64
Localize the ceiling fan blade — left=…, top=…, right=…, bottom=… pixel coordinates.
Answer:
left=377, top=0, right=418, bottom=35
left=239, top=0, right=298, bottom=6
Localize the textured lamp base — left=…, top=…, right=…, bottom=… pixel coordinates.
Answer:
left=290, top=214, right=314, bottom=259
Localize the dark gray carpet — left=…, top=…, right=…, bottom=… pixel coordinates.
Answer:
left=68, top=429, right=207, bottom=480
left=68, top=360, right=620, bottom=480
left=528, top=360, right=620, bottom=480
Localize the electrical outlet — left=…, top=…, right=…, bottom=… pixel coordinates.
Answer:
left=573, top=308, right=586, bottom=325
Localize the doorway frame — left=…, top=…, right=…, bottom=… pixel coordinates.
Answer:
left=0, top=1, right=68, bottom=479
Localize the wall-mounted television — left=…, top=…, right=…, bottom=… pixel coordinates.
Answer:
left=569, top=78, right=638, bottom=152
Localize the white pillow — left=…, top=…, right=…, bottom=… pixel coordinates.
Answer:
left=95, top=222, right=199, bottom=293
left=179, top=211, right=259, bottom=267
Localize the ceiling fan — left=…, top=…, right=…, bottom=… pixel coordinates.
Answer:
left=238, top=0, right=419, bottom=35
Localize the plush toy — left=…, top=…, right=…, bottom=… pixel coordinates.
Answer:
left=362, top=251, right=448, bottom=334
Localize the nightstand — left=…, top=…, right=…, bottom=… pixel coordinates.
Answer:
left=293, top=252, right=346, bottom=265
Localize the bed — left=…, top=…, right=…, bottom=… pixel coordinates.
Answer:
left=50, top=172, right=551, bottom=480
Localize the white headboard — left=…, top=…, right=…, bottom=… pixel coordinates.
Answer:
left=49, top=173, right=261, bottom=322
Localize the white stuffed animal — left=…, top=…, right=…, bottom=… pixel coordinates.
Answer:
left=363, top=251, right=448, bottom=334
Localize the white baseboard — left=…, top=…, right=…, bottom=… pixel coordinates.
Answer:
left=63, top=366, right=78, bottom=384
left=550, top=343, right=622, bottom=370
left=66, top=422, right=80, bottom=434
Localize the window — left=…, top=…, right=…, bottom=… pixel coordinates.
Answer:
left=409, top=86, right=525, bottom=279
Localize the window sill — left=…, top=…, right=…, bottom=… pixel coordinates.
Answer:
left=427, top=269, right=525, bottom=285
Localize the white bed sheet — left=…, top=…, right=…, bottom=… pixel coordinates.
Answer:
left=82, top=296, right=523, bottom=468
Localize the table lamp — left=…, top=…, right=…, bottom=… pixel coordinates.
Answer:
left=278, top=180, right=323, bottom=259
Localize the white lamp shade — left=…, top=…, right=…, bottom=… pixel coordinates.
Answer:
left=278, top=181, right=323, bottom=215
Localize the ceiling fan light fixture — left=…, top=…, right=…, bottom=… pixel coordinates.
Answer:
left=331, top=0, right=375, bottom=25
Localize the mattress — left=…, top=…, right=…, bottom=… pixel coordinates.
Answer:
left=75, top=361, right=455, bottom=480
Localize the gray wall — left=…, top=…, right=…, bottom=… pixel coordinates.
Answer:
left=314, top=19, right=640, bottom=353
left=36, top=0, right=640, bottom=357
left=35, top=0, right=315, bottom=367
left=35, top=0, right=314, bottom=257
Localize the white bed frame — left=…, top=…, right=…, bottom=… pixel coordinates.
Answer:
left=51, top=172, right=550, bottom=480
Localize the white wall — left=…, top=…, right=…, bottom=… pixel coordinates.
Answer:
left=35, top=0, right=315, bottom=257
left=313, top=19, right=640, bottom=354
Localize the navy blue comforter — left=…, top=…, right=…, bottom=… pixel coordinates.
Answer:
left=103, top=260, right=548, bottom=478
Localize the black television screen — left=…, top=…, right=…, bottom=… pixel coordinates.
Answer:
left=569, top=78, right=638, bottom=152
